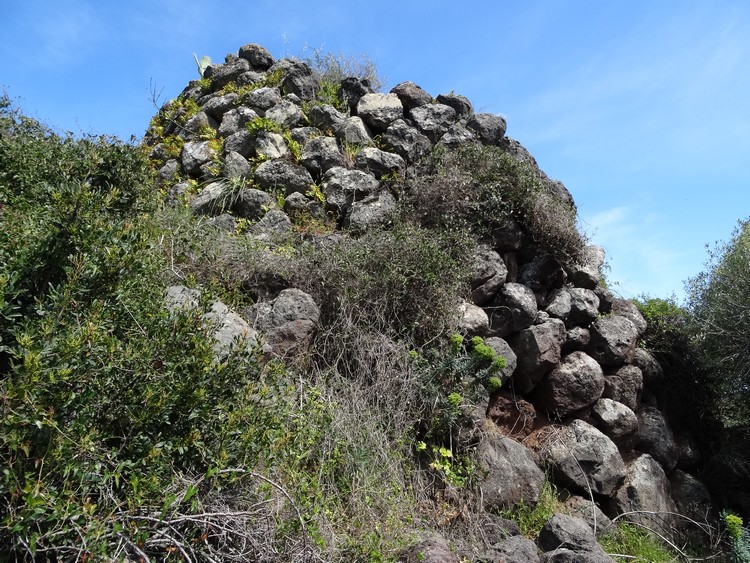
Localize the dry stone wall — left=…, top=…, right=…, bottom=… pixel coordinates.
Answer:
left=146, top=42, right=716, bottom=560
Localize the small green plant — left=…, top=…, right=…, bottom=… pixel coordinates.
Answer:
left=723, top=511, right=750, bottom=562
left=342, top=141, right=363, bottom=167
left=193, top=53, right=212, bottom=77
left=284, top=130, right=302, bottom=162
left=306, top=183, right=326, bottom=205
left=246, top=116, right=281, bottom=136
left=599, top=522, right=676, bottom=562
left=502, top=479, right=560, bottom=538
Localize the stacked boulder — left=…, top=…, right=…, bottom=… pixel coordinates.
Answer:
left=146, top=42, right=715, bottom=559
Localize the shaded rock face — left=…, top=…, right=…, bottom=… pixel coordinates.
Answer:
left=489, top=282, right=538, bottom=337
left=471, top=245, right=508, bottom=305
left=509, top=319, right=567, bottom=394
left=477, top=435, right=545, bottom=512
left=610, top=454, right=678, bottom=535
left=495, top=535, right=540, bottom=563
left=636, top=405, right=679, bottom=472
left=541, top=420, right=626, bottom=496
left=245, top=288, right=320, bottom=358
left=537, top=514, right=601, bottom=555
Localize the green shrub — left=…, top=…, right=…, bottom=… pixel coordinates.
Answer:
left=405, top=143, right=586, bottom=265
left=501, top=479, right=560, bottom=538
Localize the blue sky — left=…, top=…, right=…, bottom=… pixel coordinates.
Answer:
left=3, top=0, right=750, bottom=302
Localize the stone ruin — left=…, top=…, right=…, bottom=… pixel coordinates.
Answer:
left=145, top=42, right=717, bottom=562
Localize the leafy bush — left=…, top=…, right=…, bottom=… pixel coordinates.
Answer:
left=405, top=143, right=586, bottom=265
left=687, top=220, right=750, bottom=426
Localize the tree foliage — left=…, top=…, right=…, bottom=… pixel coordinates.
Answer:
left=687, top=220, right=750, bottom=426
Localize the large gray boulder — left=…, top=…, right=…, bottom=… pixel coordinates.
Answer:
left=381, top=119, right=433, bottom=162
left=601, top=364, right=643, bottom=412
left=563, top=327, right=591, bottom=353
left=541, top=420, right=626, bottom=496
left=567, top=288, right=600, bottom=327
left=300, top=136, right=346, bottom=177
left=400, top=535, right=459, bottom=563
left=519, top=255, right=566, bottom=294
left=354, top=147, right=406, bottom=179
left=248, top=209, right=292, bottom=240
left=467, top=113, right=506, bottom=145
left=232, top=187, right=275, bottom=220
left=670, top=470, right=715, bottom=531
left=436, top=92, right=473, bottom=118
left=219, top=106, right=260, bottom=137
left=204, top=58, right=251, bottom=91
left=586, top=315, right=638, bottom=367
left=203, top=300, right=262, bottom=359
left=190, top=181, right=230, bottom=216
left=244, top=87, right=282, bottom=116
left=558, top=493, right=614, bottom=537
left=457, top=301, right=490, bottom=337
left=611, top=299, right=647, bottom=337
left=164, top=283, right=265, bottom=358
left=245, top=288, right=320, bottom=358
left=222, top=151, right=252, bottom=180
left=277, top=60, right=320, bottom=100
left=344, top=190, right=396, bottom=234
left=390, top=81, right=432, bottom=110
left=334, top=116, right=373, bottom=146
left=223, top=130, right=254, bottom=157
left=534, top=351, right=604, bottom=419
left=437, top=124, right=476, bottom=148
left=566, top=245, right=605, bottom=290
left=356, top=93, right=404, bottom=132
left=182, top=140, right=218, bottom=176
left=321, top=166, right=379, bottom=214
left=477, top=435, right=546, bottom=512
left=265, top=99, right=304, bottom=129
left=202, top=93, right=239, bottom=121
left=249, top=131, right=289, bottom=160
left=537, top=514, right=601, bottom=555
left=540, top=549, right=616, bottom=563
left=631, top=348, right=665, bottom=388
left=637, top=406, right=679, bottom=472
left=489, top=282, right=538, bottom=337
left=591, top=398, right=638, bottom=440
left=308, top=103, right=346, bottom=132
left=509, top=319, right=567, bottom=394
left=179, top=111, right=218, bottom=140
left=471, top=245, right=507, bottom=305
left=546, top=289, right=572, bottom=322
left=610, top=454, right=678, bottom=536
left=339, top=76, right=373, bottom=113
left=254, top=159, right=314, bottom=195
left=410, top=103, right=458, bottom=142
left=494, top=535, right=540, bottom=563
left=237, top=43, right=274, bottom=70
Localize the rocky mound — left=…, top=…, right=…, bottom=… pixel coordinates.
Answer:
left=144, top=42, right=717, bottom=561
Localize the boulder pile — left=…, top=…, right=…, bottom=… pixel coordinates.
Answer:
left=145, top=43, right=716, bottom=561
